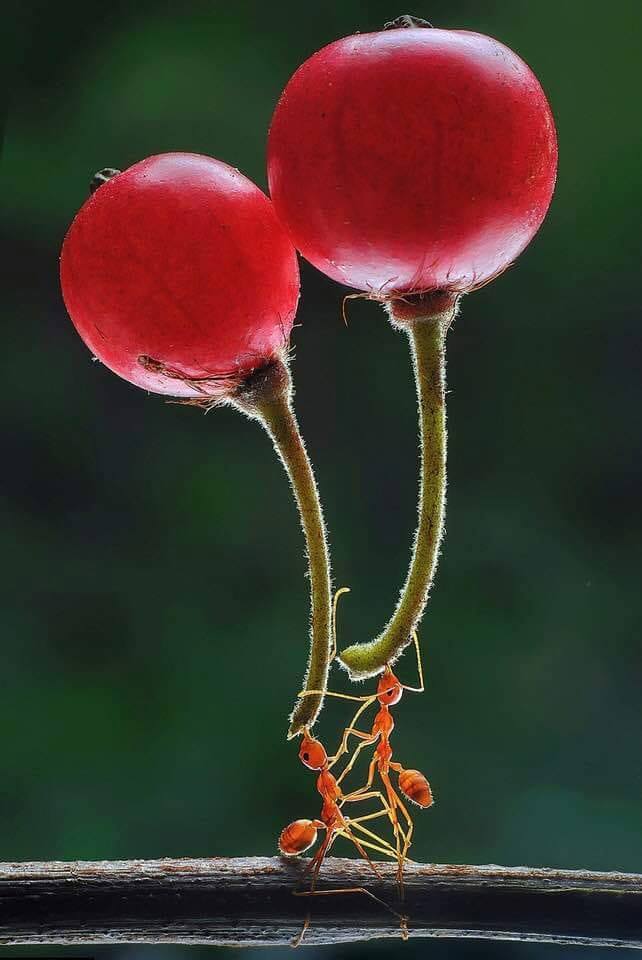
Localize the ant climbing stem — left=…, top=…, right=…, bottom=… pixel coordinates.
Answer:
left=334, top=650, right=433, bottom=896
left=330, top=586, right=351, bottom=661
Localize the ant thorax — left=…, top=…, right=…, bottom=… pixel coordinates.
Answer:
left=317, top=767, right=341, bottom=800
left=376, top=739, right=393, bottom=765
left=320, top=797, right=341, bottom=826
left=375, top=705, right=395, bottom=737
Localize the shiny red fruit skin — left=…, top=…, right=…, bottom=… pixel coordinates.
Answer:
left=268, top=28, right=557, bottom=296
left=61, top=153, right=300, bottom=398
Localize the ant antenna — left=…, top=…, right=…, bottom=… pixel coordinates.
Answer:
left=402, top=631, right=425, bottom=693
left=330, top=587, right=351, bottom=661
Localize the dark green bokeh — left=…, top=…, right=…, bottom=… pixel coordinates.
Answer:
left=2, top=1, right=641, bottom=958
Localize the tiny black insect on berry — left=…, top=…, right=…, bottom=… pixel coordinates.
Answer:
left=90, top=168, right=122, bottom=194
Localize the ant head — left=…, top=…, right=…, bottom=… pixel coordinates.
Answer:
left=377, top=666, right=403, bottom=706
left=299, top=733, right=327, bottom=770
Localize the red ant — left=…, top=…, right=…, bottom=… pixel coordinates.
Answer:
left=280, top=594, right=407, bottom=943
left=300, top=590, right=434, bottom=895
left=334, top=639, right=433, bottom=894
left=279, top=729, right=408, bottom=945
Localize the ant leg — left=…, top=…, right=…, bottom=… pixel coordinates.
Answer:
left=386, top=769, right=416, bottom=867
left=310, top=832, right=336, bottom=891
left=341, top=755, right=378, bottom=797
left=339, top=787, right=390, bottom=808
left=377, top=769, right=409, bottom=898
left=328, top=686, right=379, bottom=766
left=295, top=828, right=328, bottom=884
left=380, top=770, right=415, bottom=896
left=349, top=821, right=416, bottom=866
left=342, top=789, right=394, bottom=827
left=336, top=735, right=380, bottom=785
left=336, top=826, right=397, bottom=860
left=342, top=762, right=413, bottom=850
left=402, top=632, right=425, bottom=693
left=292, top=828, right=338, bottom=947
left=305, top=819, right=411, bottom=943
left=400, top=816, right=414, bottom=873
left=388, top=792, right=404, bottom=878
left=394, top=796, right=414, bottom=889
left=349, top=808, right=390, bottom=824
left=342, top=785, right=410, bottom=852
left=298, top=688, right=375, bottom=704
left=348, top=794, right=410, bottom=850
left=328, top=693, right=379, bottom=766
left=295, top=822, right=409, bottom=946
left=294, top=825, right=409, bottom=944
left=331, top=727, right=378, bottom=774
left=339, top=820, right=386, bottom=881
left=383, top=773, right=414, bottom=841
left=295, top=886, right=408, bottom=931
left=343, top=805, right=400, bottom=857
left=345, top=818, right=402, bottom=860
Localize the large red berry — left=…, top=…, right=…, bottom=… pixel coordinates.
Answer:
left=268, top=25, right=557, bottom=296
left=61, top=153, right=300, bottom=398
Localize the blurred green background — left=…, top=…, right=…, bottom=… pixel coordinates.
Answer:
left=2, top=1, right=641, bottom=959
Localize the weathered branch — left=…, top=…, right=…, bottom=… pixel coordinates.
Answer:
left=0, top=857, right=640, bottom=948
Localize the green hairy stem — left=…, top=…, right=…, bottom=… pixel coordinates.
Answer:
left=338, top=302, right=453, bottom=678
left=233, top=358, right=333, bottom=737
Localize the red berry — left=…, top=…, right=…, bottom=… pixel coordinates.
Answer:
left=61, top=153, right=300, bottom=398
left=268, top=26, right=557, bottom=296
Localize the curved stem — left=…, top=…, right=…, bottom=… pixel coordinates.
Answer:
left=232, top=358, right=333, bottom=737
left=338, top=303, right=452, bottom=678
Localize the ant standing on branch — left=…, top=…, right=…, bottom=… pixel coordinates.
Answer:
left=280, top=590, right=434, bottom=941
left=330, top=633, right=434, bottom=892
left=280, top=590, right=411, bottom=943
left=279, top=729, right=409, bottom=944
left=299, top=600, right=434, bottom=894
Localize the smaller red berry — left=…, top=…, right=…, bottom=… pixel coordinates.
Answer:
left=61, top=153, right=300, bottom=399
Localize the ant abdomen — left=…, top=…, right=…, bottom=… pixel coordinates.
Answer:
left=398, top=769, right=433, bottom=808
left=279, top=819, right=319, bottom=856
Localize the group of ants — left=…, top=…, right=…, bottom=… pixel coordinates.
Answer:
left=279, top=590, right=433, bottom=944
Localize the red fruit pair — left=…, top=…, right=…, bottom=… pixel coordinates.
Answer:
left=61, top=20, right=557, bottom=733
